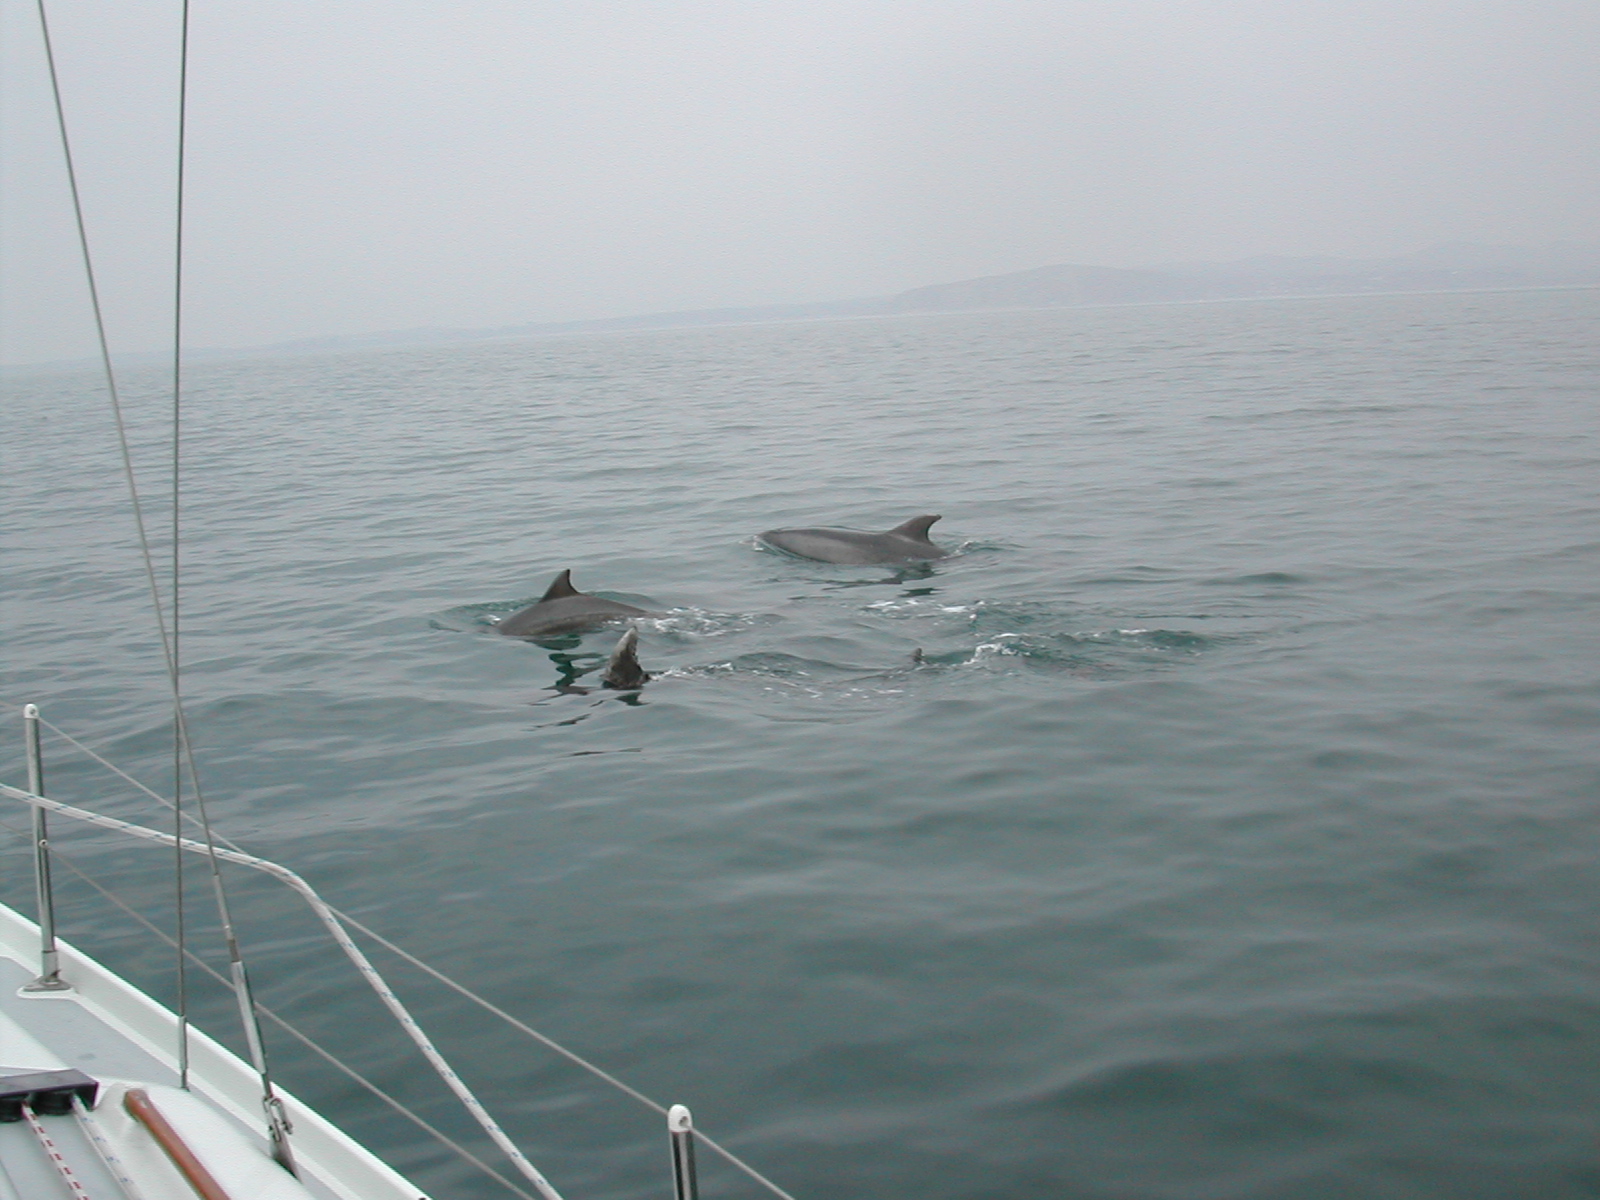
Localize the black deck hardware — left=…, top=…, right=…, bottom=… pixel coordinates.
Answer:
left=0, top=1068, right=100, bottom=1120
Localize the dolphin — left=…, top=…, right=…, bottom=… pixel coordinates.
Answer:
left=758, top=515, right=948, bottom=564
left=599, top=627, right=650, bottom=689
left=496, top=570, right=652, bottom=638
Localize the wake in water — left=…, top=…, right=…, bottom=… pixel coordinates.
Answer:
left=869, top=595, right=1236, bottom=676
left=428, top=531, right=1258, bottom=706
left=440, top=600, right=1238, bottom=708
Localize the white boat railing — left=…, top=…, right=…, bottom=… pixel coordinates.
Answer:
left=4, top=704, right=798, bottom=1200
left=3, top=772, right=569, bottom=1200
left=22, top=833, right=547, bottom=1200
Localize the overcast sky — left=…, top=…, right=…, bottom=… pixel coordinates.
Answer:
left=2, top=0, right=1596, bottom=363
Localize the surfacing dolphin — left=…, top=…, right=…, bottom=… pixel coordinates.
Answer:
left=548, top=626, right=651, bottom=694
left=496, top=570, right=653, bottom=638
left=599, top=627, right=650, bottom=689
left=759, top=514, right=948, bottom=564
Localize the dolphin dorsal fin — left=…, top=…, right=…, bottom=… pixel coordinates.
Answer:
left=540, top=570, right=581, bottom=602
left=601, top=626, right=650, bottom=689
left=891, top=514, right=941, bottom=541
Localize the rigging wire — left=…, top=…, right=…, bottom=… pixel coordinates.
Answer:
left=30, top=0, right=195, bottom=1081
left=31, top=0, right=297, bottom=1173
left=172, top=0, right=192, bottom=1090
left=159, top=0, right=301, bottom=1170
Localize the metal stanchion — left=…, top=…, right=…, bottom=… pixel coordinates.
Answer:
left=668, top=1104, right=698, bottom=1200
left=23, top=704, right=69, bottom=992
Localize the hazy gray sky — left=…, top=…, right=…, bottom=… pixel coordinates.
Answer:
left=3, top=0, right=1596, bottom=363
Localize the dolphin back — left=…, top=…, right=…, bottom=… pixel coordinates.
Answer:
left=497, top=570, right=651, bottom=637
left=759, top=514, right=947, bottom=563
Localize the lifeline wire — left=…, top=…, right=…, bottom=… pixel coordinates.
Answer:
left=0, top=782, right=568, bottom=1200
left=0, top=816, right=541, bottom=1200
left=4, top=705, right=799, bottom=1200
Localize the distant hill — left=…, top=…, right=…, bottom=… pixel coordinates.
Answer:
left=10, top=242, right=1596, bottom=373
left=876, top=242, right=1600, bottom=315
left=462, top=241, right=1600, bottom=343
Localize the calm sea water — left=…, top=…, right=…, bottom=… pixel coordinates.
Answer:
left=3, top=289, right=1599, bottom=1199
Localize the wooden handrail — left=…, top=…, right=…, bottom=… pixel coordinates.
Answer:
left=123, top=1087, right=233, bottom=1200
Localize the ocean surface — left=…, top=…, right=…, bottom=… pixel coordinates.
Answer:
left=3, top=288, right=1599, bottom=1199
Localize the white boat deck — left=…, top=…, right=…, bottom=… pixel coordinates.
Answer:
left=1, top=905, right=429, bottom=1200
